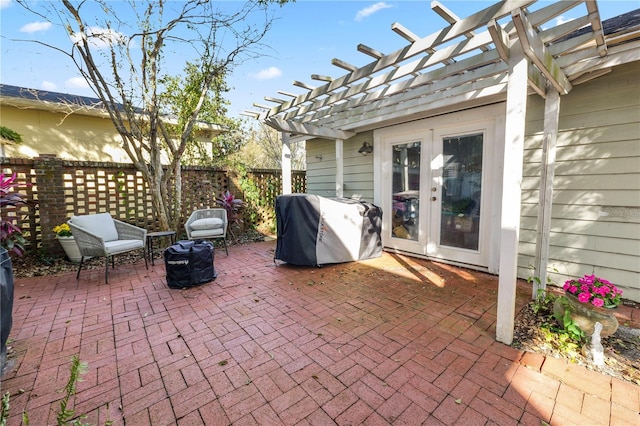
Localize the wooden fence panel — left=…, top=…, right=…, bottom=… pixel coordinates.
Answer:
left=244, top=169, right=307, bottom=232
left=1, top=156, right=305, bottom=255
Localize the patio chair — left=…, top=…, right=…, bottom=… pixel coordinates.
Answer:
left=184, top=208, right=228, bottom=255
left=68, top=213, right=147, bottom=283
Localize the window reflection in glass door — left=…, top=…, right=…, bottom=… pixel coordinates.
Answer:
left=391, top=142, right=421, bottom=241
left=440, top=134, right=482, bottom=250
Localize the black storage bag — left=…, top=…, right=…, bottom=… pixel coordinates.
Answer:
left=164, top=240, right=217, bottom=289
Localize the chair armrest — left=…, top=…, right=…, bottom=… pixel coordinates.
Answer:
left=68, top=222, right=108, bottom=257
left=114, top=219, right=147, bottom=244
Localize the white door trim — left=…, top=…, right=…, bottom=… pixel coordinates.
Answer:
left=374, top=103, right=506, bottom=269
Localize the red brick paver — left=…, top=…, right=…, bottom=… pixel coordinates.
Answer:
left=2, top=241, right=638, bottom=425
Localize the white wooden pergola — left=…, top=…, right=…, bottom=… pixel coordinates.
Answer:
left=244, top=0, right=640, bottom=343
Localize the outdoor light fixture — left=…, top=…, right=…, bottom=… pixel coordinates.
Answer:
left=358, top=141, right=373, bottom=156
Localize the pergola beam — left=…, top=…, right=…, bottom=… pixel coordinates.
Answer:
left=585, top=0, right=607, bottom=56
left=488, top=19, right=509, bottom=62
left=539, top=14, right=592, bottom=44
left=527, top=63, right=547, bottom=98
left=512, top=9, right=572, bottom=95
left=563, top=41, right=640, bottom=80
left=265, top=116, right=355, bottom=140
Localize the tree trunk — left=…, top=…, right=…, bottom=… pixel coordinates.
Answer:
left=172, top=163, right=183, bottom=233
left=146, top=163, right=171, bottom=232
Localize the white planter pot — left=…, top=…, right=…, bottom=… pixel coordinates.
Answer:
left=57, top=236, right=82, bottom=263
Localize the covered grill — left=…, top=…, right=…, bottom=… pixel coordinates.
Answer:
left=275, top=194, right=382, bottom=266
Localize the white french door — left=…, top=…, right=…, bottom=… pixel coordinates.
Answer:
left=428, top=128, right=486, bottom=266
left=376, top=114, right=496, bottom=268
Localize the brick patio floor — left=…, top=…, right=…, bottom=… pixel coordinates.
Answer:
left=2, top=240, right=639, bottom=425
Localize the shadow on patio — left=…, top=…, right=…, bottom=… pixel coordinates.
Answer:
left=2, top=241, right=638, bottom=425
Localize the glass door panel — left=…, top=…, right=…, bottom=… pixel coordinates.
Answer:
left=440, top=134, right=483, bottom=250
left=391, top=142, right=421, bottom=241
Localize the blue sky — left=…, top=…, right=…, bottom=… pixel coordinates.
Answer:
left=1, top=0, right=636, bottom=119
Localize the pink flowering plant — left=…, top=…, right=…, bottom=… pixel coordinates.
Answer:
left=216, top=190, right=245, bottom=238
left=1, top=172, right=30, bottom=255
left=563, top=274, right=622, bottom=308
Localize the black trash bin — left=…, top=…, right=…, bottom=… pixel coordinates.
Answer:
left=164, top=240, right=217, bottom=289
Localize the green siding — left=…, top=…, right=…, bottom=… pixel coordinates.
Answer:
left=519, top=61, right=640, bottom=301
left=306, top=131, right=375, bottom=202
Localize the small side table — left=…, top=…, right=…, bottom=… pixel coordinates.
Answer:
left=147, top=231, right=177, bottom=265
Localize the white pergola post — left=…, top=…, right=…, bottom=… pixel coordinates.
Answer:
left=281, top=132, right=292, bottom=195
left=496, top=40, right=528, bottom=345
left=336, top=139, right=344, bottom=197
left=533, top=85, right=561, bottom=298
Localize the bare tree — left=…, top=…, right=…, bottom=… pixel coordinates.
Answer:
left=15, top=0, right=290, bottom=231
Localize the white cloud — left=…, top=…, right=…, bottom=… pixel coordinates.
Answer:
left=20, top=21, right=52, bottom=33
left=70, top=26, right=128, bottom=49
left=41, top=81, right=57, bottom=91
left=0, top=0, right=12, bottom=10
left=555, top=15, right=575, bottom=26
left=355, top=2, right=393, bottom=22
left=65, top=77, right=89, bottom=89
left=253, top=66, right=282, bottom=80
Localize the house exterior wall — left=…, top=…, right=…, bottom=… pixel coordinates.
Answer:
left=306, top=131, right=374, bottom=202
left=1, top=104, right=129, bottom=162
left=519, top=61, right=640, bottom=301
left=303, top=63, right=640, bottom=303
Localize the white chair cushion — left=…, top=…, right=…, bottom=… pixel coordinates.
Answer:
left=190, top=217, right=223, bottom=230
left=71, top=213, right=118, bottom=242
left=104, top=239, right=144, bottom=255
left=190, top=228, right=224, bottom=238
